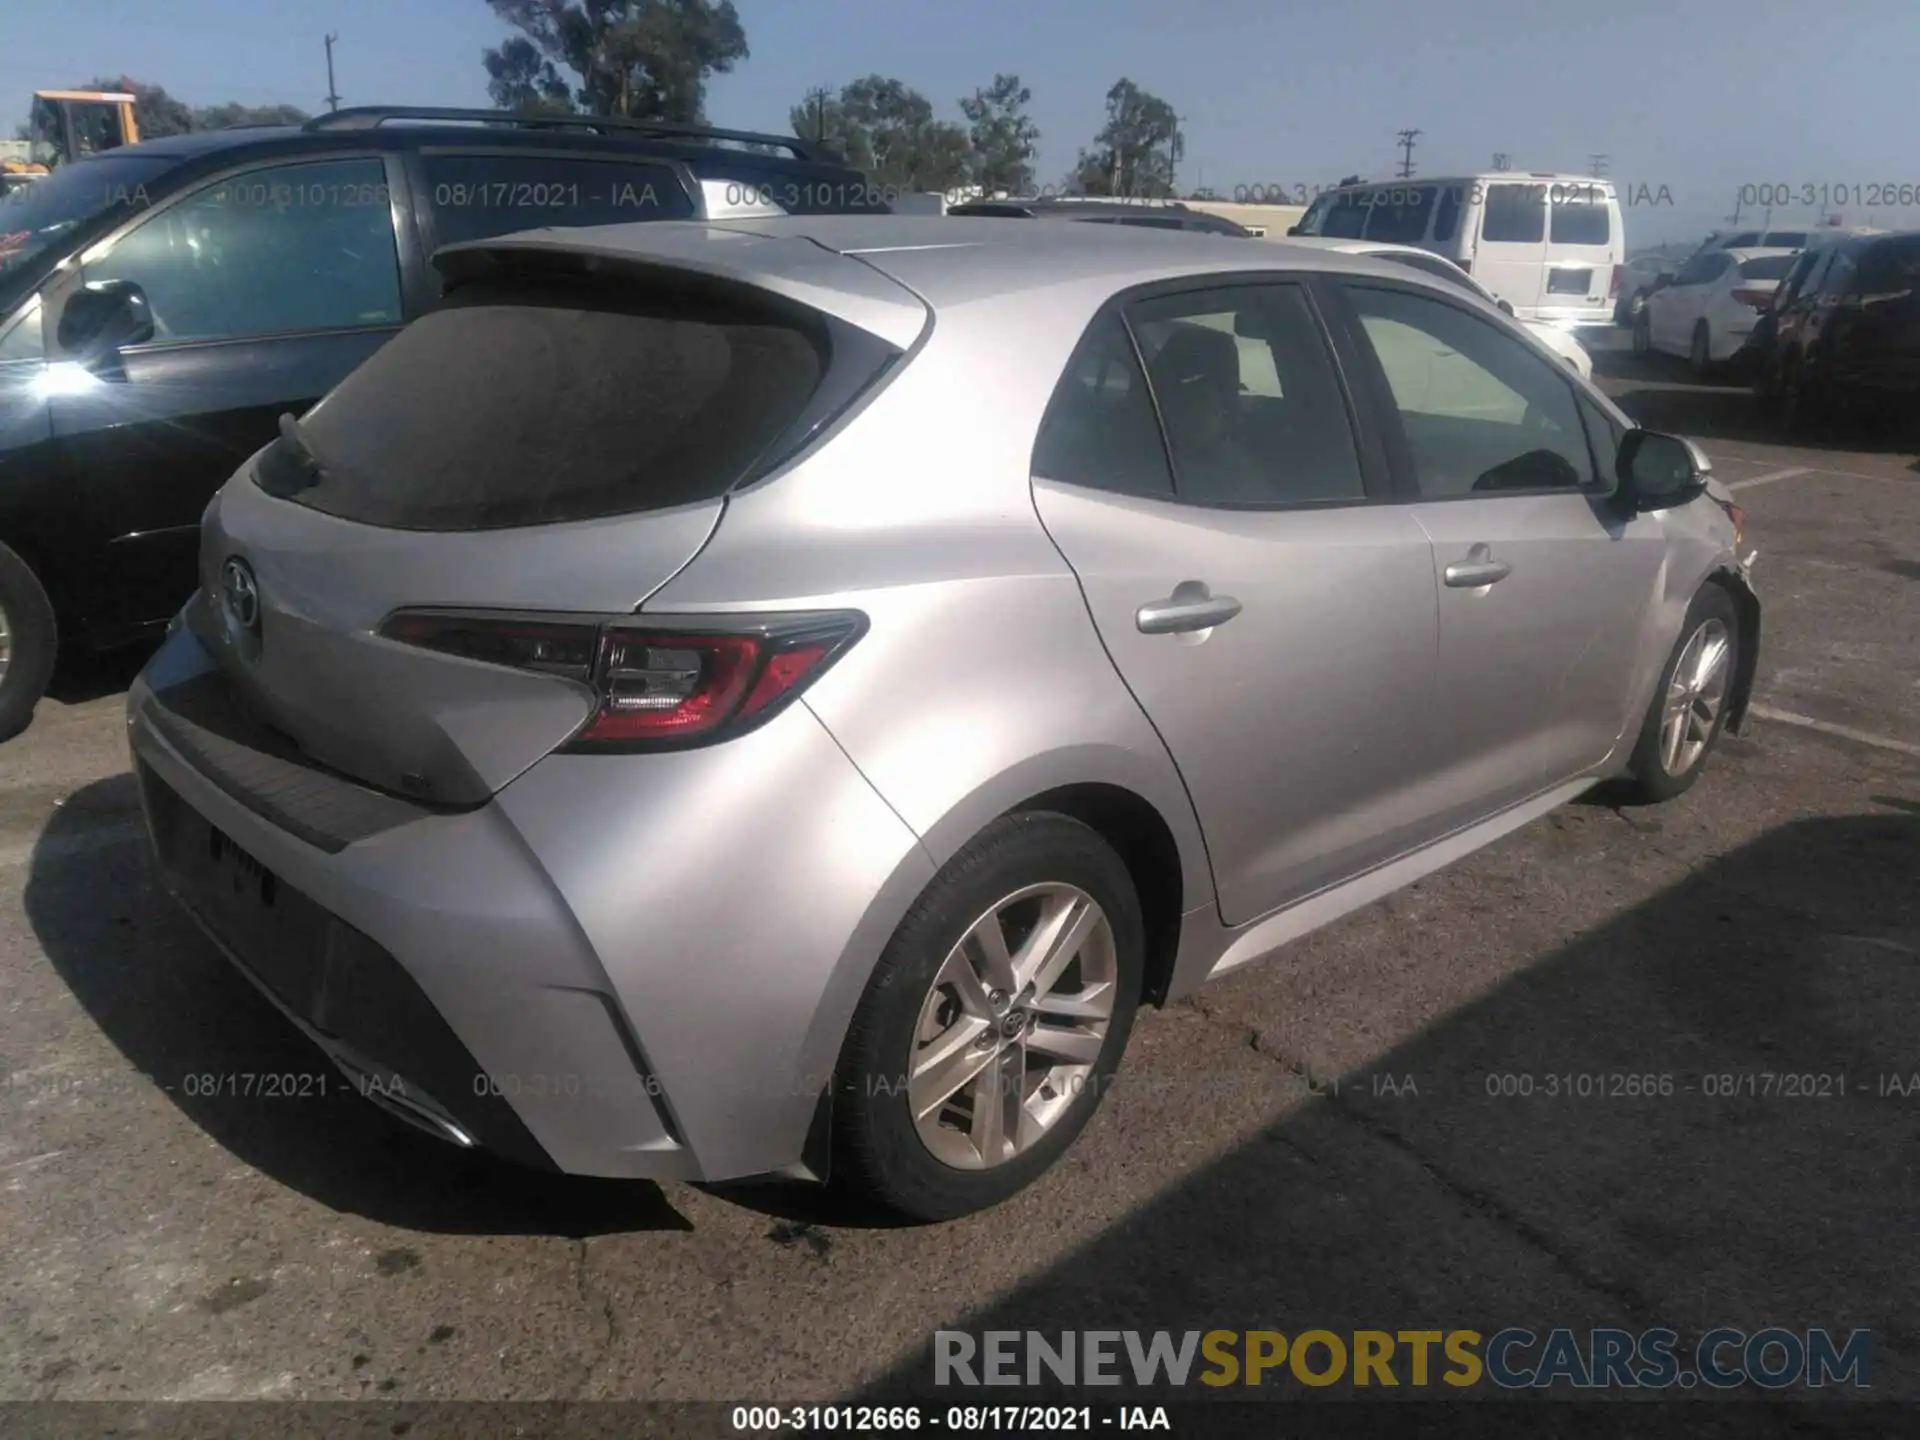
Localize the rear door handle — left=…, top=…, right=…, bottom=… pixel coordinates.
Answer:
left=1136, top=582, right=1243, bottom=634
left=1444, top=546, right=1513, bottom=588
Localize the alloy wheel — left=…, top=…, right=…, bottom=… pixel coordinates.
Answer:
left=1660, top=617, right=1732, bottom=777
left=0, top=600, right=12, bottom=686
left=907, top=882, right=1118, bottom=1170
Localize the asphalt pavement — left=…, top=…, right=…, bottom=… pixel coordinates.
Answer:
left=1, top=330, right=1916, bottom=1426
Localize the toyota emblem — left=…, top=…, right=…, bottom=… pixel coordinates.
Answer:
left=220, top=556, right=260, bottom=631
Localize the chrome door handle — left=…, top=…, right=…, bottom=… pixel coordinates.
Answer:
left=1444, top=547, right=1513, bottom=588
left=1136, top=582, right=1243, bottom=634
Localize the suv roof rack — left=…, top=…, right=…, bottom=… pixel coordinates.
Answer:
left=302, top=106, right=824, bottom=162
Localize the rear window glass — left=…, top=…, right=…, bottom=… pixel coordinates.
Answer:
left=1549, top=199, right=1610, bottom=245
left=1764, top=232, right=1809, bottom=249
left=1737, top=254, right=1796, bottom=281
left=1481, top=184, right=1545, bottom=243
left=260, top=276, right=834, bottom=530
left=423, top=154, right=695, bottom=247
left=1854, top=238, right=1920, bottom=290
left=1362, top=187, right=1436, bottom=243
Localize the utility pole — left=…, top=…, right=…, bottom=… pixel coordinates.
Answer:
left=1587, top=152, right=1609, bottom=179
left=811, top=85, right=828, bottom=146
left=1492, top=152, right=1512, bottom=171
left=1395, top=128, right=1421, bottom=180
left=323, top=33, right=341, bottom=112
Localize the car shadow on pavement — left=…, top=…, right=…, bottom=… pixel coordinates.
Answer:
left=846, top=804, right=1920, bottom=1423
left=23, top=775, right=692, bottom=1239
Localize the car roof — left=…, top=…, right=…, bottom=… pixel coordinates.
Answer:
left=449, top=213, right=1424, bottom=315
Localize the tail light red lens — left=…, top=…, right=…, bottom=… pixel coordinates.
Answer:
left=1455, top=259, right=1471, bottom=275
left=378, top=609, right=865, bottom=751
left=1609, top=264, right=1622, bottom=298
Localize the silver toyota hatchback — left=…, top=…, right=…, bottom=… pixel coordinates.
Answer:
left=127, top=217, right=1759, bottom=1220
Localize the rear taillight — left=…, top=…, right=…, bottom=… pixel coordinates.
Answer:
left=1455, top=259, right=1470, bottom=275
left=1609, top=264, right=1622, bottom=299
left=1730, top=288, right=1771, bottom=310
left=1728, top=504, right=1747, bottom=548
left=378, top=609, right=865, bottom=751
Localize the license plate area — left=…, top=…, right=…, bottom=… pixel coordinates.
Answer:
left=1547, top=268, right=1594, bottom=295
left=149, top=775, right=329, bottom=1018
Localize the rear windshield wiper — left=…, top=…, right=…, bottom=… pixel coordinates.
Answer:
left=274, top=411, right=328, bottom=486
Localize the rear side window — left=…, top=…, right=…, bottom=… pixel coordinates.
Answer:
left=261, top=274, right=856, bottom=530
left=422, top=154, right=695, bottom=248
left=1549, top=199, right=1610, bottom=245
left=1764, top=232, right=1809, bottom=249
left=1481, top=184, right=1545, bottom=244
left=1031, top=313, right=1174, bottom=498
left=1432, top=185, right=1461, bottom=243
left=1737, top=254, right=1796, bottom=281
left=1853, top=238, right=1920, bottom=291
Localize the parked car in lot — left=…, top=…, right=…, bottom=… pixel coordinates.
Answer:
left=128, top=217, right=1758, bottom=1221
left=946, top=196, right=1256, bottom=236
left=1289, top=173, right=1624, bottom=330
left=1614, top=253, right=1677, bottom=325
left=1281, top=235, right=1594, bottom=377
left=0, top=105, right=885, bottom=737
left=1634, top=246, right=1799, bottom=373
left=1759, top=230, right=1920, bottom=432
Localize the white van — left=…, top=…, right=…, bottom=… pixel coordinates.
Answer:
left=1290, top=173, right=1625, bottom=330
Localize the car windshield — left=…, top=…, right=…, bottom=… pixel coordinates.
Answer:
left=1854, top=237, right=1920, bottom=291
left=0, top=153, right=171, bottom=298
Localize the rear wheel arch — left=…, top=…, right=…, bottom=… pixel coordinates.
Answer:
left=1006, top=782, right=1186, bottom=1006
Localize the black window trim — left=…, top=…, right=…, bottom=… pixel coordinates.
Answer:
left=1319, top=275, right=1618, bottom=506
left=45, top=149, right=415, bottom=359
left=407, top=145, right=702, bottom=261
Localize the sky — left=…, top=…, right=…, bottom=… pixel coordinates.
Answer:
left=6, top=0, right=1919, bottom=246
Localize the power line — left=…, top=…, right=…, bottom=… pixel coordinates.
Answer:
left=323, top=33, right=341, bottom=112
left=1395, top=128, right=1421, bottom=180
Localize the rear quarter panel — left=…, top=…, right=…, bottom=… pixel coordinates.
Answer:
left=641, top=293, right=1215, bottom=974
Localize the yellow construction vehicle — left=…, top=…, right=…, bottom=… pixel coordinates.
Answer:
left=13, top=90, right=141, bottom=175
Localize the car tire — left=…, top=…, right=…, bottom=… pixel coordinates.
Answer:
left=1619, top=585, right=1741, bottom=805
left=830, top=811, right=1145, bottom=1222
left=1631, top=306, right=1653, bottom=355
left=1688, top=320, right=1713, bottom=377
left=1779, top=352, right=1829, bottom=438
left=0, top=541, right=58, bottom=742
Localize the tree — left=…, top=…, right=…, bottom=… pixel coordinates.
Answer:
left=483, top=0, right=749, bottom=121
left=790, top=76, right=970, bottom=193
left=1066, top=79, right=1180, bottom=198
left=958, top=73, right=1038, bottom=196
left=483, top=35, right=577, bottom=113
left=192, top=102, right=311, bottom=129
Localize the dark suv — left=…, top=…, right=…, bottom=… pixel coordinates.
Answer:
left=1760, top=231, right=1920, bottom=433
left=0, top=106, right=884, bottom=735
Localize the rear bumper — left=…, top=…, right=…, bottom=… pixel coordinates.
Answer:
left=127, top=621, right=934, bottom=1182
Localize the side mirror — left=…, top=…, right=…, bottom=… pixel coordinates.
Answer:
left=1497, top=297, right=1514, bottom=315
left=1616, top=429, right=1711, bottom=512
left=57, top=279, right=155, bottom=360
left=1285, top=224, right=1301, bottom=236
